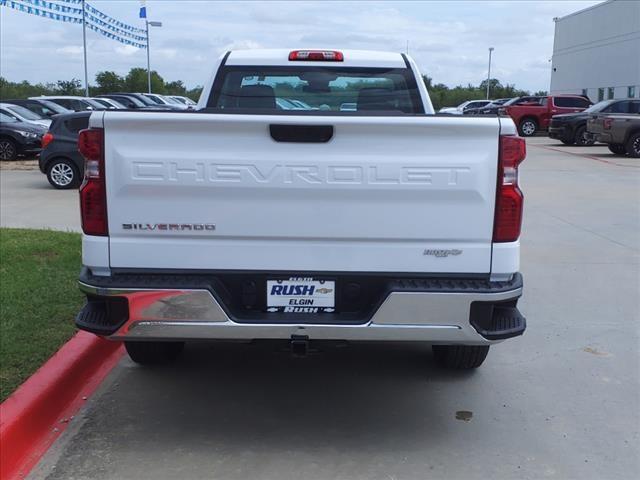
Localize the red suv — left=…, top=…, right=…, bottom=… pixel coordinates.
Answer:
left=501, top=95, right=592, bottom=137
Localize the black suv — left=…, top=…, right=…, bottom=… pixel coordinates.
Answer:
left=549, top=99, right=640, bottom=146
left=0, top=112, right=46, bottom=160
left=39, top=112, right=90, bottom=189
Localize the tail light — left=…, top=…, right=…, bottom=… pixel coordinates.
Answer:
left=41, top=132, right=54, bottom=148
left=603, top=117, right=614, bottom=130
left=289, top=50, right=344, bottom=61
left=78, top=128, right=107, bottom=236
left=494, top=135, right=526, bottom=242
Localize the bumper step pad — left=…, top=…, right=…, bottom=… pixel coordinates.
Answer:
left=76, top=297, right=128, bottom=336
left=470, top=304, right=526, bottom=340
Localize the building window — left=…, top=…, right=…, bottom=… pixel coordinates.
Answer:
left=598, top=88, right=604, bottom=101
left=629, top=86, right=637, bottom=98
left=581, top=88, right=588, bottom=97
left=607, top=87, right=615, bottom=100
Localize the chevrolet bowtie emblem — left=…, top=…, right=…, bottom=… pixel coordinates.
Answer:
left=316, top=288, right=333, bottom=294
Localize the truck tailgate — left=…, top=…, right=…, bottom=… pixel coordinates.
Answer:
left=102, top=112, right=500, bottom=273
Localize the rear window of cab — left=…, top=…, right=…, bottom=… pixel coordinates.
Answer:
left=206, top=66, right=424, bottom=114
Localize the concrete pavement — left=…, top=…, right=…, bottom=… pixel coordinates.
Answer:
left=0, top=170, right=80, bottom=232
left=17, top=137, right=640, bottom=479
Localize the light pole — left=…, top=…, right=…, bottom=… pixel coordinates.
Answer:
left=81, top=0, right=89, bottom=96
left=145, top=20, right=163, bottom=93
left=486, top=47, right=494, bottom=100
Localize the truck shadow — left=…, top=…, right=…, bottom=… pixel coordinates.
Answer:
left=103, top=341, right=480, bottom=452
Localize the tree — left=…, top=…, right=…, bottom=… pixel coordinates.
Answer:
left=94, top=71, right=125, bottom=94
left=423, top=76, right=531, bottom=110
left=165, top=80, right=187, bottom=95
left=534, top=90, right=548, bottom=96
left=1, top=77, right=54, bottom=98
left=186, top=86, right=203, bottom=102
left=125, top=68, right=165, bottom=93
left=479, top=78, right=503, bottom=93
left=55, top=79, right=82, bottom=95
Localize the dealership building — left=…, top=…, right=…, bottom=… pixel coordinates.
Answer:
left=550, top=0, right=640, bottom=102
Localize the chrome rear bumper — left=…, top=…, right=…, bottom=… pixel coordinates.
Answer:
left=77, top=273, right=524, bottom=345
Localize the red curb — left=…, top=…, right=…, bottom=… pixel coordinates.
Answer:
left=0, top=331, right=123, bottom=480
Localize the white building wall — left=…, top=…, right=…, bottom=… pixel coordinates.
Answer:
left=550, top=0, right=640, bottom=102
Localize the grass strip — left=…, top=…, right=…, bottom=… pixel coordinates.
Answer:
left=0, top=228, right=83, bottom=401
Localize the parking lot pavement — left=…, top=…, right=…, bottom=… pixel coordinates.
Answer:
left=0, top=170, right=80, bottom=232
left=25, top=138, right=640, bottom=479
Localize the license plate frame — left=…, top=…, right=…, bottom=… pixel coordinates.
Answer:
left=266, top=277, right=335, bottom=313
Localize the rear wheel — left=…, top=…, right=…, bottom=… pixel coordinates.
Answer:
left=46, top=158, right=80, bottom=189
left=0, top=138, right=17, bottom=161
left=560, top=138, right=574, bottom=145
left=124, top=341, right=184, bottom=365
left=432, top=345, right=490, bottom=369
left=518, top=118, right=537, bottom=137
left=574, top=126, right=595, bottom=146
left=608, top=144, right=627, bottom=155
left=625, top=132, right=640, bottom=158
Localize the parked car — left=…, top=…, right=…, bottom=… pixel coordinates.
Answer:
left=472, top=96, right=541, bottom=116
left=3, top=98, right=72, bottom=118
left=39, top=112, right=90, bottom=188
left=0, top=102, right=51, bottom=128
left=30, top=96, right=106, bottom=112
left=464, top=98, right=513, bottom=115
left=501, top=95, right=592, bottom=136
left=438, top=100, right=491, bottom=115
left=276, top=98, right=305, bottom=110
left=91, top=97, right=125, bottom=109
left=0, top=112, right=46, bottom=160
left=96, top=94, right=150, bottom=109
left=108, top=93, right=180, bottom=110
left=287, top=99, right=316, bottom=110
left=168, top=95, right=197, bottom=107
left=549, top=99, right=640, bottom=146
left=142, top=93, right=188, bottom=109
left=587, top=109, right=640, bottom=157
left=75, top=48, right=526, bottom=369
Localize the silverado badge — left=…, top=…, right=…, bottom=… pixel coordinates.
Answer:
left=423, top=249, right=463, bottom=258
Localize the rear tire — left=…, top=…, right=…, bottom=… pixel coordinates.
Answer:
left=432, top=345, right=490, bottom=369
left=0, top=138, right=17, bottom=161
left=125, top=341, right=184, bottom=365
left=625, top=132, right=640, bottom=158
left=518, top=118, right=537, bottom=137
left=560, top=138, right=574, bottom=145
left=608, top=144, right=627, bottom=155
left=46, top=158, right=80, bottom=189
left=574, top=126, right=595, bottom=146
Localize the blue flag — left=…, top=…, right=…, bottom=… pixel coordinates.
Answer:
left=139, top=1, right=146, bottom=18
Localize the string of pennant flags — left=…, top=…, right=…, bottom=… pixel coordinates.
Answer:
left=85, top=2, right=147, bottom=35
left=1, top=0, right=148, bottom=49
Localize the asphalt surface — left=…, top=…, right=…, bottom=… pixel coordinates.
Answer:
left=14, top=137, right=640, bottom=479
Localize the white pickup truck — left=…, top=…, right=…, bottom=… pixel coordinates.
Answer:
left=76, top=49, right=526, bottom=370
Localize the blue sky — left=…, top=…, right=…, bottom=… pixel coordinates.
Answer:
left=1, top=0, right=601, bottom=92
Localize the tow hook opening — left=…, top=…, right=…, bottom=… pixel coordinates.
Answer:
left=290, top=335, right=309, bottom=357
